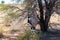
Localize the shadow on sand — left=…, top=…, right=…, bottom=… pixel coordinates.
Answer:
left=39, top=24, right=60, bottom=40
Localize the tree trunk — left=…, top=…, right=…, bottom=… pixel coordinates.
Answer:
left=44, top=9, right=51, bottom=31
left=38, top=0, right=51, bottom=32
left=38, top=0, right=56, bottom=32
left=38, top=0, right=46, bottom=32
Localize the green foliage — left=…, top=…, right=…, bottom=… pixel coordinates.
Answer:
left=17, top=30, right=32, bottom=40
left=17, top=30, right=39, bottom=40
left=0, top=7, right=8, bottom=11
left=1, top=1, right=5, bottom=4
left=11, top=0, right=21, bottom=4
left=32, top=33, right=39, bottom=40
left=28, top=7, right=33, bottom=10
left=0, top=4, right=10, bottom=11
left=8, top=12, right=15, bottom=16
left=16, top=0, right=21, bottom=3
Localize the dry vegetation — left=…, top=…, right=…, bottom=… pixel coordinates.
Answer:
left=0, top=4, right=60, bottom=40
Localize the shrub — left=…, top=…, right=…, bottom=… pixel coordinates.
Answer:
left=17, top=30, right=39, bottom=40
